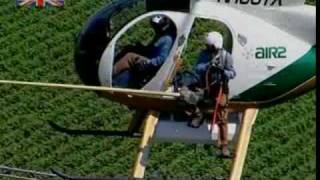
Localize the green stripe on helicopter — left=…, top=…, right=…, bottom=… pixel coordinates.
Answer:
left=237, top=46, right=316, bottom=102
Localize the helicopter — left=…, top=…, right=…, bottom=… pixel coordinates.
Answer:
left=0, top=0, right=315, bottom=179
left=71, top=0, right=315, bottom=177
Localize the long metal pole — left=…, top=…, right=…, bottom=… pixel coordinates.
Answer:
left=0, top=166, right=57, bottom=177
left=0, top=174, right=38, bottom=180
left=0, top=80, right=180, bottom=98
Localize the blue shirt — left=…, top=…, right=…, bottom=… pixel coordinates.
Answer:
left=149, top=35, right=174, bottom=67
left=194, top=49, right=236, bottom=80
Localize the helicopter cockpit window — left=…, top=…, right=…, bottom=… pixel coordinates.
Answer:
left=112, top=15, right=177, bottom=89
left=181, top=18, right=233, bottom=71
left=75, top=0, right=148, bottom=86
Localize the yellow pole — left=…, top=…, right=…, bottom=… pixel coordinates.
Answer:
left=229, top=108, right=259, bottom=180
left=132, top=111, right=159, bottom=178
left=0, top=80, right=180, bottom=98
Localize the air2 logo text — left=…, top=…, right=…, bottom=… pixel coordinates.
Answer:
left=255, top=47, right=287, bottom=59
left=217, top=0, right=282, bottom=6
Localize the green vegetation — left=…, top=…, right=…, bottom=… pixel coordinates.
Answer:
left=0, top=0, right=315, bottom=179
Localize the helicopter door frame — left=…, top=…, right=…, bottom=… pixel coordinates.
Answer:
left=98, top=11, right=189, bottom=88
left=190, top=13, right=237, bottom=54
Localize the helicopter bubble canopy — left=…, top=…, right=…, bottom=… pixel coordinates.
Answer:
left=98, top=11, right=190, bottom=90
left=74, top=0, right=192, bottom=90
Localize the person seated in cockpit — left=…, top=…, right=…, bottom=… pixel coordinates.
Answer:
left=112, top=15, right=175, bottom=88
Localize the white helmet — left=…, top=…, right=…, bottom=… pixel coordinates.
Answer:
left=205, top=31, right=223, bottom=49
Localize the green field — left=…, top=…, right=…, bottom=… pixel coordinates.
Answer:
left=0, top=0, right=316, bottom=179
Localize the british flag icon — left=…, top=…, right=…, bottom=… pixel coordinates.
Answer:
left=16, top=0, right=64, bottom=7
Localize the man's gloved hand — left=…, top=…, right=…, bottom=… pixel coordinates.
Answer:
left=179, top=86, right=200, bottom=106
left=133, top=58, right=150, bottom=72
left=223, top=70, right=232, bottom=80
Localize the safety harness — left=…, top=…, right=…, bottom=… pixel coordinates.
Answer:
left=205, top=50, right=227, bottom=133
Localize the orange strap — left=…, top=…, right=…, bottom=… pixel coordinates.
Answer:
left=37, top=0, right=44, bottom=7
left=205, top=67, right=224, bottom=133
left=210, top=86, right=223, bottom=133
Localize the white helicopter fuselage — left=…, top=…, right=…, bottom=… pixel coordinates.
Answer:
left=97, top=0, right=315, bottom=108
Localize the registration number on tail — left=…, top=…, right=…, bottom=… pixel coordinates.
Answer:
left=216, top=0, right=282, bottom=6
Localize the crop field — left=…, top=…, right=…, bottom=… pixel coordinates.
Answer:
left=0, top=0, right=316, bottom=179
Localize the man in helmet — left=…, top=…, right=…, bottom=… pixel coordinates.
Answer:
left=178, top=31, right=236, bottom=157
left=112, top=15, right=175, bottom=88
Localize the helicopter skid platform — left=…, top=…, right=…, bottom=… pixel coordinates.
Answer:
left=154, top=111, right=242, bottom=144
left=133, top=108, right=259, bottom=180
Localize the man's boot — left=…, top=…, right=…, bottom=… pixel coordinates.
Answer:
left=187, top=107, right=204, bottom=128
left=218, top=145, right=232, bottom=158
